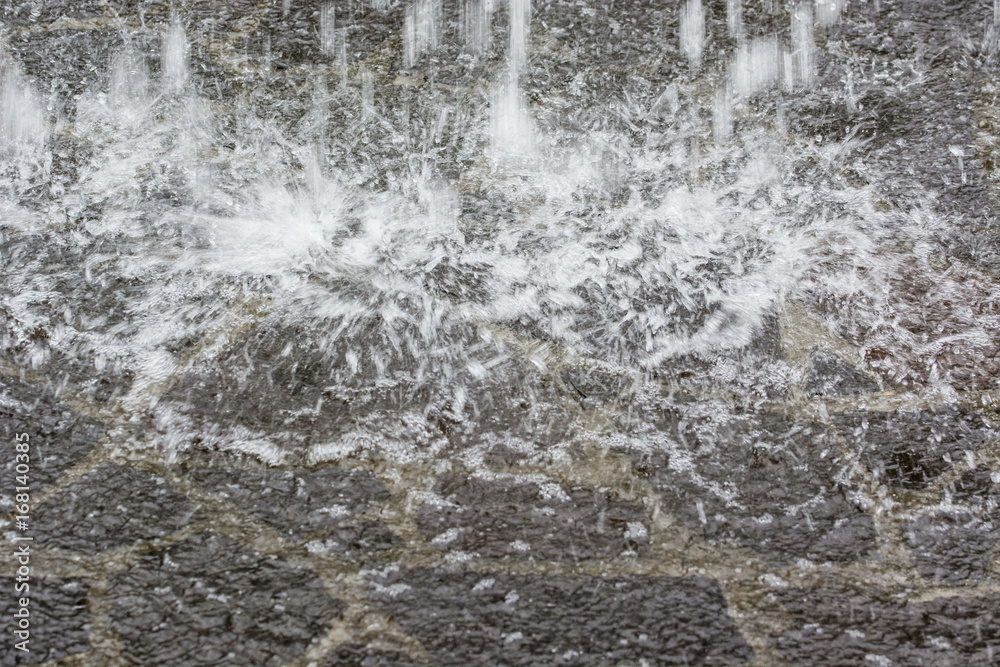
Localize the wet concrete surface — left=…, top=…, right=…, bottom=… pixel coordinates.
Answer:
left=0, top=1, right=999, bottom=666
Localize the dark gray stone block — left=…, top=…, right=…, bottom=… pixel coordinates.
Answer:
left=185, top=466, right=390, bottom=541
left=319, top=642, right=420, bottom=667
left=0, top=577, right=90, bottom=666
left=771, top=587, right=1000, bottom=665
left=629, top=409, right=877, bottom=564
left=904, top=510, right=997, bottom=584
left=368, top=568, right=754, bottom=666
left=806, top=349, right=880, bottom=396
left=832, top=408, right=994, bottom=489
left=416, top=474, right=649, bottom=560
left=32, top=463, right=203, bottom=554
left=109, top=531, right=344, bottom=667
left=0, top=374, right=104, bottom=499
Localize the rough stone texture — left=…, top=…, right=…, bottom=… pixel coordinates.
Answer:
left=561, top=367, right=631, bottom=406
left=0, top=0, right=105, bottom=26
left=184, top=466, right=390, bottom=541
left=368, top=568, right=754, bottom=666
left=805, top=349, right=880, bottom=396
left=1, top=0, right=999, bottom=665
left=0, top=577, right=90, bottom=666
left=628, top=408, right=877, bottom=564
left=0, top=374, right=104, bottom=498
left=318, top=643, right=420, bottom=667
left=831, top=408, right=994, bottom=489
left=305, top=521, right=403, bottom=560
left=903, top=510, right=997, bottom=584
left=771, top=588, right=1000, bottom=666
left=416, top=474, right=650, bottom=560
left=31, top=463, right=203, bottom=553
left=108, top=531, right=344, bottom=667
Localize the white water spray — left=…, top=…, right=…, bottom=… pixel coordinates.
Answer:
left=731, top=37, right=780, bottom=98
left=727, top=0, right=743, bottom=41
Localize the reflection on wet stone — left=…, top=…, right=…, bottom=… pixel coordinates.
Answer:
left=416, top=474, right=650, bottom=560
left=109, top=531, right=343, bottom=667
left=32, top=463, right=203, bottom=553
left=0, top=577, right=90, bottom=667
left=185, top=466, right=390, bottom=541
left=832, top=408, right=994, bottom=489
left=369, top=568, right=754, bottom=665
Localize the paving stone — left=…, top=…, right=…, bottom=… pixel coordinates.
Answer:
left=31, top=463, right=201, bottom=553
left=368, top=568, right=754, bottom=666
left=0, top=374, right=104, bottom=500
left=560, top=367, right=631, bottom=406
left=109, top=531, right=344, bottom=667
left=253, top=0, right=405, bottom=70
left=7, top=29, right=124, bottom=119
left=184, top=466, right=390, bottom=541
left=831, top=408, right=994, bottom=490
left=160, top=316, right=457, bottom=449
left=628, top=408, right=877, bottom=564
left=305, top=521, right=404, bottom=560
left=0, top=0, right=106, bottom=26
left=771, top=587, right=1000, bottom=665
left=161, top=317, right=573, bottom=462
left=319, top=642, right=420, bottom=667
left=0, top=577, right=90, bottom=666
left=903, top=509, right=997, bottom=584
left=805, top=349, right=880, bottom=396
left=951, top=465, right=1000, bottom=508
left=436, top=357, right=575, bottom=457
left=416, top=474, right=650, bottom=560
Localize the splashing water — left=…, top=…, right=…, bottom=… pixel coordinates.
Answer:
left=2, top=0, right=998, bottom=468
